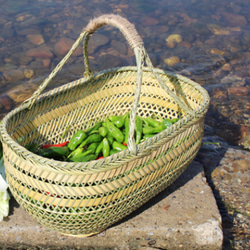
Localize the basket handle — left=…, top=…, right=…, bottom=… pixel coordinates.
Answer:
left=85, top=14, right=144, bottom=49
left=83, top=15, right=147, bottom=154
left=24, top=14, right=194, bottom=155
left=82, top=15, right=195, bottom=154
left=82, top=14, right=144, bottom=78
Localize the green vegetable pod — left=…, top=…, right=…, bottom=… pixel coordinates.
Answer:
left=85, top=121, right=102, bottom=134
left=135, top=116, right=143, bottom=145
left=102, top=138, right=110, bottom=158
left=87, top=142, right=99, bottom=154
left=108, top=113, right=127, bottom=128
left=106, top=134, right=114, bottom=144
left=67, top=147, right=83, bottom=159
left=95, top=141, right=104, bottom=155
left=40, top=146, right=70, bottom=160
left=110, top=149, right=120, bottom=155
left=143, top=117, right=161, bottom=128
left=162, top=119, right=172, bottom=129
left=142, top=125, right=164, bottom=134
left=123, top=115, right=130, bottom=144
left=112, top=141, right=127, bottom=152
left=98, top=126, right=108, bottom=137
left=68, top=130, right=87, bottom=151
left=79, top=134, right=102, bottom=148
left=104, top=119, right=124, bottom=143
left=69, top=153, right=97, bottom=162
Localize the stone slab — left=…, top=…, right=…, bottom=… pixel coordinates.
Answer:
left=0, top=161, right=223, bottom=249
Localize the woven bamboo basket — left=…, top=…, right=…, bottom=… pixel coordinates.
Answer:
left=0, top=14, right=209, bottom=236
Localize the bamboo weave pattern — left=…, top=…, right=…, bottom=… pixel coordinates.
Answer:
left=0, top=15, right=209, bottom=236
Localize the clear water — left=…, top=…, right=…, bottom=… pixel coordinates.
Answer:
left=0, top=0, right=249, bottom=144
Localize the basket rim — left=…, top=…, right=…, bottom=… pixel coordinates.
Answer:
left=23, top=66, right=210, bottom=111
left=0, top=66, right=210, bottom=174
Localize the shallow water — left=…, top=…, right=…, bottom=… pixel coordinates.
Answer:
left=0, top=0, right=249, bottom=145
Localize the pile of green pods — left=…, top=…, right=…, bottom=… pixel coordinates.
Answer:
left=27, top=112, right=179, bottom=162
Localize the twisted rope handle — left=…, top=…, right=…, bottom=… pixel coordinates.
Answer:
left=85, top=14, right=144, bottom=49
left=24, top=14, right=194, bottom=155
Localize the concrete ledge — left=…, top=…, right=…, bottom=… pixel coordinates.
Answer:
left=0, top=161, right=223, bottom=249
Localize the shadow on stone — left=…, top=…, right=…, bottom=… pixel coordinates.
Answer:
left=111, top=156, right=204, bottom=229
left=196, top=124, right=237, bottom=249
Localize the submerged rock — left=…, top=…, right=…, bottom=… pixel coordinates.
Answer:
left=26, top=47, right=54, bottom=59
left=27, top=34, right=45, bottom=46
left=111, top=40, right=127, bottom=55
left=24, top=69, right=34, bottom=79
left=0, top=94, right=14, bottom=111
left=228, top=87, right=249, bottom=96
left=207, top=24, right=231, bottom=35
left=7, top=83, right=36, bottom=104
left=88, top=34, right=110, bottom=54
left=164, top=56, right=180, bottom=67
left=42, top=59, right=51, bottom=68
left=54, top=37, right=82, bottom=56
left=3, top=69, right=24, bottom=82
left=166, top=34, right=182, bottom=48
left=97, top=54, right=128, bottom=69
left=221, top=12, right=247, bottom=27
left=140, top=16, right=159, bottom=26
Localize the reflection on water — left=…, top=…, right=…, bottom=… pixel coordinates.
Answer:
left=0, top=0, right=249, bottom=145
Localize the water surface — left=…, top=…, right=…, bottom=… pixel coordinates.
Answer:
left=0, top=0, right=249, bottom=145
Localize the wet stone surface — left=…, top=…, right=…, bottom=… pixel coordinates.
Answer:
left=197, top=125, right=250, bottom=250
left=0, top=156, right=223, bottom=250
